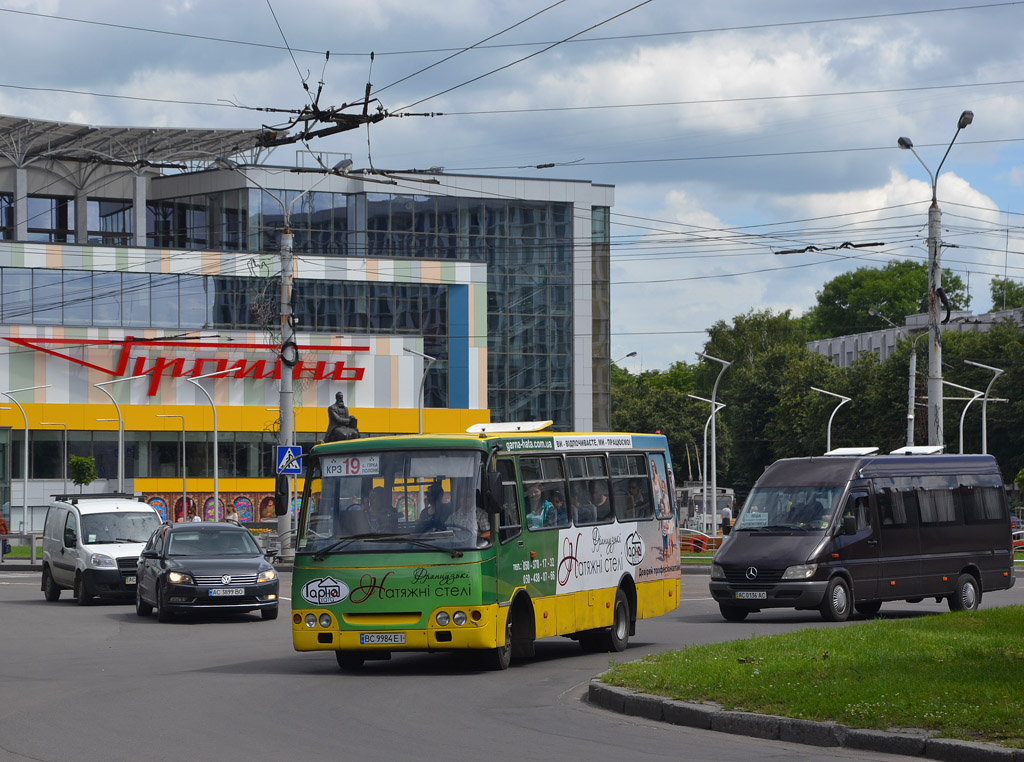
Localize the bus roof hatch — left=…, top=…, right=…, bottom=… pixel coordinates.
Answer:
left=466, top=421, right=554, bottom=434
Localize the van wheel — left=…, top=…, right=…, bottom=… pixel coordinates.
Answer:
left=819, top=577, right=851, bottom=622
left=949, top=574, right=980, bottom=612
left=855, top=600, right=882, bottom=617
left=719, top=603, right=749, bottom=622
left=43, top=567, right=61, bottom=601
left=74, top=575, right=92, bottom=606
left=135, top=587, right=153, bottom=617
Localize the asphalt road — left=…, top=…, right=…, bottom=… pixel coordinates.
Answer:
left=0, top=569, right=1020, bottom=762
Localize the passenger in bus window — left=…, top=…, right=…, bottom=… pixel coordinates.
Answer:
left=367, top=486, right=398, bottom=533
left=545, top=491, right=568, bottom=527
left=571, top=484, right=596, bottom=524
left=591, top=481, right=612, bottom=522
left=629, top=479, right=651, bottom=515
left=418, top=478, right=452, bottom=532
left=526, top=485, right=552, bottom=530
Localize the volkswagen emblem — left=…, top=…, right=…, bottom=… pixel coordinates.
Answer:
left=221, top=575, right=232, bottom=585
left=745, top=566, right=758, bottom=580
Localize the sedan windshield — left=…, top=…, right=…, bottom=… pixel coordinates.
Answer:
left=299, top=449, right=492, bottom=554
left=734, top=486, right=844, bottom=531
left=81, top=511, right=162, bottom=544
left=167, top=529, right=262, bottom=557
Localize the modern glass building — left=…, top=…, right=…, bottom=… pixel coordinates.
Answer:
left=0, top=115, right=614, bottom=530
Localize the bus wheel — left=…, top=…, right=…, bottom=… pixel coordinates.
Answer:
left=489, top=613, right=513, bottom=670
left=854, top=600, right=882, bottom=617
left=719, top=603, right=748, bottom=622
left=605, top=589, right=631, bottom=652
left=819, top=577, right=851, bottom=622
left=336, top=651, right=365, bottom=670
left=42, top=567, right=61, bottom=602
left=949, top=574, right=980, bottom=612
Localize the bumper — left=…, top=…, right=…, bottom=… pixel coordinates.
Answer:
left=162, top=581, right=280, bottom=615
left=709, top=580, right=829, bottom=610
left=293, top=604, right=503, bottom=653
left=82, top=568, right=138, bottom=600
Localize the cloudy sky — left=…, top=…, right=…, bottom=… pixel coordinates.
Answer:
left=3, top=0, right=1022, bottom=371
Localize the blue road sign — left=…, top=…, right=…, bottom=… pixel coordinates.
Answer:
left=276, top=445, right=303, bottom=475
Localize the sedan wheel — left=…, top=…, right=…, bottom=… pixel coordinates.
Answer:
left=135, top=586, right=153, bottom=617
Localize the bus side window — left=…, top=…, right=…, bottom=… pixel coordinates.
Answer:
left=496, top=459, right=522, bottom=544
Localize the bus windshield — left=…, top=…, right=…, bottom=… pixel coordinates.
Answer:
left=298, top=449, right=492, bottom=554
left=734, top=485, right=845, bottom=531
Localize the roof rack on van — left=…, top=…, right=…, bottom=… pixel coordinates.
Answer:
left=825, top=447, right=879, bottom=456
left=52, top=492, right=141, bottom=504
left=889, top=445, right=945, bottom=455
left=466, top=421, right=554, bottom=434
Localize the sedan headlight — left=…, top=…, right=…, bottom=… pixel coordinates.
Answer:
left=710, top=563, right=726, bottom=580
left=168, top=571, right=195, bottom=584
left=258, top=569, right=278, bottom=583
left=782, top=563, right=818, bottom=580
left=89, top=553, right=116, bottom=568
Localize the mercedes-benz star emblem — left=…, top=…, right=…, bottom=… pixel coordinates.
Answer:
left=745, top=566, right=758, bottom=580
left=221, top=575, right=232, bottom=585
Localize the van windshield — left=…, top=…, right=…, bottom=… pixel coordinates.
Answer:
left=80, top=512, right=161, bottom=544
left=734, top=486, right=844, bottom=531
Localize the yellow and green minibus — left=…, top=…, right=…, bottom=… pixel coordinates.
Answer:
left=291, top=422, right=681, bottom=670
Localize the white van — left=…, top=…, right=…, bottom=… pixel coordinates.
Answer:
left=41, top=494, right=162, bottom=604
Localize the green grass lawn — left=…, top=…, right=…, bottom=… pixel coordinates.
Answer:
left=604, top=605, right=1024, bottom=748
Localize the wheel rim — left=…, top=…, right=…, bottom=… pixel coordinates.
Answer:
left=613, top=602, right=628, bottom=639
left=832, top=583, right=849, bottom=615
left=961, top=581, right=977, bottom=609
left=500, top=617, right=513, bottom=659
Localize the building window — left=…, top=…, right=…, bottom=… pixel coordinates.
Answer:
left=0, top=193, right=12, bottom=240
left=88, top=199, right=132, bottom=246
left=27, top=195, right=73, bottom=242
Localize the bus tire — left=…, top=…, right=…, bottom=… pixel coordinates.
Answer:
left=489, top=614, right=513, bottom=670
left=336, top=651, right=365, bottom=670
left=854, top=600, right=882, bottom=617
left=43, top=567, right=61, bottom=601
left=719, top=603, right=748, bottom=622
left=819, top=577, right=851, bottom=622
left=605, top=589, right=631, bottom=652
left=949, top=573, right=980, bottom=612
left=75, top=574, right=92, bottom=606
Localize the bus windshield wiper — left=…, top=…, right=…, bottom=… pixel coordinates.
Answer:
left=312, top=530, right=462, bottom=561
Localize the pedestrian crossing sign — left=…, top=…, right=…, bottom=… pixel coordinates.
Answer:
left=276, top=445, right=302, bottom=474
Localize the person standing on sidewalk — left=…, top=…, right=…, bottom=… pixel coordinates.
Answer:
left=721, top=503, right=732, bottom=536
left=0, top=512, right=10, bottom=556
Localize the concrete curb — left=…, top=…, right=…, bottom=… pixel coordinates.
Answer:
left=588, top=680, right=1021, bottom=761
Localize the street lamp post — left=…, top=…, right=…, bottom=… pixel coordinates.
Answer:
left=157, top=414, right=186, bottom=522
left=810, top=386, right=852, bottom=453
left=868, top=308, right=927, bottom=446
left=94, top=374, right=149, bottom=493
left=2, top=384, right=52, bottom=532
left=963, top=360, right=1004, bottom=455
left=40, top=421, right=68, bottom=497
left=943, top=380, right=984, bottom=455
left=404, top=347, right=437, bottom=434
left=697, top=353, right=731, bottom=535
left=187, top=369, right=231, bottom=520
left=688, top=394, right=725, bottom=534
left=613, top=351, right=637, bottom=364
left=897, top=109, right=973, bottom=448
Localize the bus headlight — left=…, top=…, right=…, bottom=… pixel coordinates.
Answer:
left=305, top=613, right=317, bottom=628
left=710, top=564, right=725, bottom=580
left=452, top=611, right=467, bottom=626
left=435, top=611, right=450, bottom=627
left=319, top=613, right=333, bottom=628
left=782, top=563, right=818, bottom=580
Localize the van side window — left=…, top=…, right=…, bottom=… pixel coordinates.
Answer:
left=63, top=512, right=77, bottom=547
left=842, top=492, right=872, bottom=531
left=876, top=485, right=912, bottom=527
left=961, top=475, right=1007, bottom=523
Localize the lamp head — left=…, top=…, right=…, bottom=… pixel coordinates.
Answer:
left=213, top=156, right=239, bottom=170
left=625, top=351, right=637, bottom=358
left=333, top=158, right=354, bottom=174
left=897, top=137, right=913, bottom=150
left=867, top=307, right=879, bottom=317
left=958, top=110, right=974, bottom=129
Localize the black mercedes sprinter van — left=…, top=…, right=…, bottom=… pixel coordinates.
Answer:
left=709, top=451, right=1015, bottom=622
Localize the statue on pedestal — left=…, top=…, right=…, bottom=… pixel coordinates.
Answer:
left=325, top=392, right=360, bottom=442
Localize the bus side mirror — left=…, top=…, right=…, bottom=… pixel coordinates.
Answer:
left=275, top=475, right=290, bottom=516
left=485, top=471, right=503, bottom=514
left=842, top=515, right=857, bottom=535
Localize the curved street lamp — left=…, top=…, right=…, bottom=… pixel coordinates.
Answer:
left=868, top=308, right=927, bottom=447
left=697, top=352, right=731, bottom=535
left=187, top=368, right=231, bottom=520
left=404, top=346, right=437, bottom=434
left=963, top=360, right=1004, bottom=455
left=1, top=385, right=51, bottom=532
left=688, top=394, right=725, bottom=534
left=810, top=386, right=852, bottom=453
left=897, top=109, right=973, bottom=448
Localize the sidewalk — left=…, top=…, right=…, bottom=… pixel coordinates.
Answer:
left=589, top=680, right=1021, bottom=761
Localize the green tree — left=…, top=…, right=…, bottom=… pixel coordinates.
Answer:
left=804, top=259, right=969, bottom=340
left=989, top=277, right=1024, bottom=310
left=69, top=455, right=98, bottom=493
